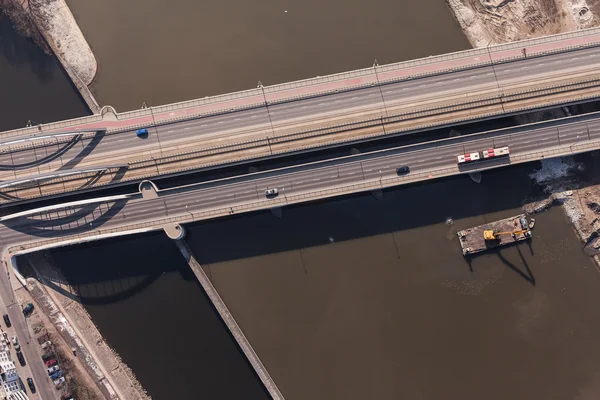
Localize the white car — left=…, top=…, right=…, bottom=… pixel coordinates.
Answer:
left=53, top=376, right=65, bottom=386
left=265, top=188, right=279, bottom=198
left=47, top=365, right=60, bottom=374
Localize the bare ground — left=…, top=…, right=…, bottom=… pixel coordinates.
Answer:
left=446, top=0, right=600, bottom=47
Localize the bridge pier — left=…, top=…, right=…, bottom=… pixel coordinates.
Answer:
left=173, top=239, right=285, bottom=400
left=139, top=180, right=159, bottom=199
left=163, top=223, right=185, bottom=240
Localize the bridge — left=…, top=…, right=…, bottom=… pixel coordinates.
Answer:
left=3, top=28, right=600, bottom=203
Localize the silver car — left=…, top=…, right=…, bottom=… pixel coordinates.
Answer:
left=265, top=188, right=279, bottom=198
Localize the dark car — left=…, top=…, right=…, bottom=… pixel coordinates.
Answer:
left=16, top=351, right=26, bottom=366
left=396, top=166, right=410, bottom=175
left=22, top=303, right=34, bottom=316
left=27, top=377, right=36, bottom=393
left=18, top=377, right=25, bottom=392
left=42, top=352, right=55, bottom=362
left=3, top=314, right=10, bottom=328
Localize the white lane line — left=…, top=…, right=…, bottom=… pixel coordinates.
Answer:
left=574, top=57, right=580, bottom=60
left=539, top=137, right=549, bottom=141
left=201, top=124, right=207, bottom=127
left=184, top=127, right=190, bottom=129
left=538, top=63, right=544, bottom=66
left=217, top=121, right=223, bottom=124
left=234, top=118, right=240, bottom=121
left=251, top=115, right=257, bottom=118
left=453, top=78, right=460, bottom=81
left=334, top=100, right=340, bottom=102
left=505, top=69, right=511, bottom=72
left=347, top=172, right=355, bottom=175
left=330, top=176, right=337, bottom=179
left=365, top=169, right=373, bottom=172
left=297, top=181, right=303, bottom=184
left=435, top=156, right=443, bottom=160
left=167, top=130, right=174, bottom=133
left=385, top=91, right=393, bottom=94
left=314, top=178, right=321, bottom=182
left=351, top=97, right=358, bottom=100
left=522, top=66, right=528, bottom=69
left=117, top=139, right=124, bottom=142
left=487, top=72, right=494, bottom=75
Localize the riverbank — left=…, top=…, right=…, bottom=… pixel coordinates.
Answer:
left=20, top=252, right=151, bottom=400
left=445, top=0, right=599, bottom=47
left=0, top=0, right=99, bottom=113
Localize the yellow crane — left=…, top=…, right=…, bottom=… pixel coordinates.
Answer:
left=483, top=229, right=528, bottom=241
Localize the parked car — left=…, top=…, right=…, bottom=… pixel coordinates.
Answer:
left=47, top=365, right=60, bottom=375
left=45, top=358, right=57, bottom=367
left=18, top=377, right=25, bottom=392
left=265, top=188, right=279, bottom=198
left=41, top=340, right=52, bottom=350
left=135, top=128, right=149, bottom=138
left=11, top=336, right=19, bottom=351
left=22, top=303, right=34, bottom=316
left=42, top=352, right=55, bottom=361
left=53, top=376, right=65, bottom=386
left=26, top=378, right=36, bottom=394
left=396, top=165, right=410, bottom=175
left=3, top=314, right=10, bottom=328
left=49, top=370, right=63, bottom=380
left=16, top=351, right=26, bottom=366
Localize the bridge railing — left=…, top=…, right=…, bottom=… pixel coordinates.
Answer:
left=13, top=136, right=600, bottom=255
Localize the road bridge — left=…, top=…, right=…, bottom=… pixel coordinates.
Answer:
left=3, top=29, right=600, bottom=202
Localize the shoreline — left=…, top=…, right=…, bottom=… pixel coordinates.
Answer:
left=22, top=251, right=151, bottom=400
left=1, top=0, right=100, bottom=113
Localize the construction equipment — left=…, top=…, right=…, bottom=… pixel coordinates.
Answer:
left=483, top=229, right=529, bottom=241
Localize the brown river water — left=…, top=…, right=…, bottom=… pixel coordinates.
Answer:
left=5, top=1, right=600, bottom=399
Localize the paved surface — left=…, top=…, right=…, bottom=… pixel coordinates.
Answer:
left=4, top=30, right=600, bottom=201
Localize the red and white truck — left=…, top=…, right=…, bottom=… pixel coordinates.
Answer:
left=457, top=146, right=509, bottom=164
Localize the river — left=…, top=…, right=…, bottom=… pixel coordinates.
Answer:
left=5, top=1, right=600, bottom=399
left=65, top=0, right=470, bottom=112
left=0, top=14, right=89, bottom=131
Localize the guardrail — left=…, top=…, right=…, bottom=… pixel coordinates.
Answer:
left=2, top=26, right=600, bottom=144
left=9, top=135, right=600, bottom=255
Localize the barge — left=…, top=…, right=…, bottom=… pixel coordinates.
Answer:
left=457, top=214, right=534, bottom=256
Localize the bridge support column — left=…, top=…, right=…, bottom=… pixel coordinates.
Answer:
left=164, top=223, right=185, bottom=240
left=174, top=240, right=285, bottom=400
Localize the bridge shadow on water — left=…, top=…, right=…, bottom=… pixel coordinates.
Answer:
left=36, top=151, right=600, bottom=304
left=36, top=158, right=561, bottom=305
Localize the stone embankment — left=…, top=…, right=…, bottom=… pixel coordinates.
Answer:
left=1, top=0, right=100, bottom=113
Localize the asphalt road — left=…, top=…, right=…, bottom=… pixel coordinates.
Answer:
left=2, top=45, right=600, bottom=182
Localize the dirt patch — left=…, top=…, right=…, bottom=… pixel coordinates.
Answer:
left=446, top=0, right=596, bottom=47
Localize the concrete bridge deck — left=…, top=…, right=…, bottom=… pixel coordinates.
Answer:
left=3, top=29, right=600, bottom=202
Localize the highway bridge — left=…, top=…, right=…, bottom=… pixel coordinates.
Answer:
left=3, top=108, right=600, bottom=260
left=3, top=28, right=600, bottom=202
